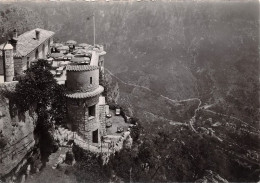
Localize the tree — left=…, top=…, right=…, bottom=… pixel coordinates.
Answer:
left=14, top=60, right=66, bottom=166
left=14, top=59, right=66, bottom=129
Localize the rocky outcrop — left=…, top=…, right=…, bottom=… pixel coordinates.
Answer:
left=0, top=82, right=38, bottom=178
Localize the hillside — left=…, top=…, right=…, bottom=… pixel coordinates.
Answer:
left=1, top=1, right=258, bottom=125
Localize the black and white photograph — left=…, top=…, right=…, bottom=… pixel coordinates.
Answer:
left=0, top=0, right=259, bottom=182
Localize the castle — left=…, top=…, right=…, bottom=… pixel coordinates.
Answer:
left=65, top=65, right=106, bottom=144
left=0, top=27, right=132, bottom=183
left=0, top=28, right=129, bottom=152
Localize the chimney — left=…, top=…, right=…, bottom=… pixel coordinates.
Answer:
left=9, top=29, right=18, bottom=53
left=35, top=30, right=40, bottom=40
left=13, top=29, right=18, bottom=38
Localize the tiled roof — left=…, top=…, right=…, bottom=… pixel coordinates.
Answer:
left=65, top=85, right=104, bottom=99
left=0, top=28, right=54, bottom=58
left=66, top=65, right=99, bottom=72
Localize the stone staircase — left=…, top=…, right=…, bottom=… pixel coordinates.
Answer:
left=53, top=126, right=132, bottom=156
left=53, top=127, right=82, bottom=147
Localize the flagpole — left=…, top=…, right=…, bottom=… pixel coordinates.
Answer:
left=93, top=13, right=95, bottom=46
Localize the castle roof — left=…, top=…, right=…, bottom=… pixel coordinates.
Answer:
left=0, top=28, right=54, bottom=58
left=66, top=65, right=99, bottom=72
left=65, top=85, right=104, bottom=99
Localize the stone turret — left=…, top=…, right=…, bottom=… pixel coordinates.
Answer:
left=65, top=65, right=104, bottom=144
left=1, top=43, right=14, bottom=82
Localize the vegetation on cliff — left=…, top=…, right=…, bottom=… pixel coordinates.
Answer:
left=13, top=60, right=66, bottom=165
left=14, top=60, right=66, bottom=129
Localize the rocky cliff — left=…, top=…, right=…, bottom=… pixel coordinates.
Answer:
left=0, top=82, right=37, bottom=178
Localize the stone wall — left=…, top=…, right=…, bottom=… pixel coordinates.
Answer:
left=0, top=81, right=38, bottom=178
left=67, top=99, right=85, bottom=132
left=66, top=95, right=102, bottom=144
left=72, top=130, right=133, bottom=166
left=13, top=58, right=23, bottom=76
left=99, top=104, right=106, bottom=136
left=66, top=69, right=99, bottom=93
left=73, top=139, right=110, bottom=165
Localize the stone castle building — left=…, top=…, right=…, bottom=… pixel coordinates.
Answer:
left=0, top=28, right=54, bottom=82
left=65, top=52, right=107, bottom=144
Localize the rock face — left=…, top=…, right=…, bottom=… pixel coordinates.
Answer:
left=195, top=170, right=229, bottom=183
left=0, top=82, right=37, bottom=177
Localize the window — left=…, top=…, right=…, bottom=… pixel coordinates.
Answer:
left=77, top=100, right=81, bottom=106
left=42, top=44, right=45, bottom=58
left=27, top=57, right=30, bottom=69
left=92, top=129, right=98, bottom=143
left=90, top=77, right=92, bottom=84
left=88, top=105, right=95, bottom=119
left=35, top=49, right=39, bottom=59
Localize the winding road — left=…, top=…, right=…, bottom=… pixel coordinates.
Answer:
left=105, top=68, right=200, bottom=104
left=105, top=68, right=257, bottom=132
left=105, top=68, right=201, bottom=132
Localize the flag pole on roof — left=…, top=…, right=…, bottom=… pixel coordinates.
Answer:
left=93, top=12, right=95, bottom=47
left=86, top=13, right=95, bottom=47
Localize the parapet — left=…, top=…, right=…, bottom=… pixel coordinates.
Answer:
left=66, top=65, right=99, bottom=72
left=65, top=85, right=104, bottom=99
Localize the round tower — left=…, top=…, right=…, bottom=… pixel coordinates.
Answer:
left=65, top=65, right=104, bottom=144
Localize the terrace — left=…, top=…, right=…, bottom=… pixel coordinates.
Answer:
left=105, top=109, right=130, bottom=136
left=46, top=42, right=105, bottom=84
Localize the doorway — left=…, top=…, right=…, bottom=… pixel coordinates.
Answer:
left=92, top=129, right=98, bottom=143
